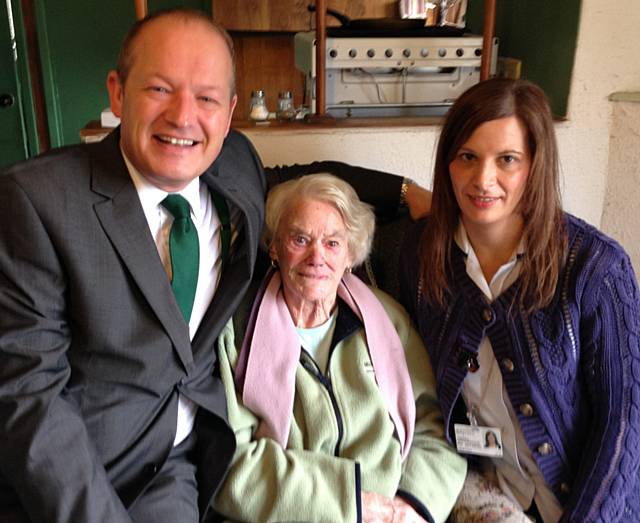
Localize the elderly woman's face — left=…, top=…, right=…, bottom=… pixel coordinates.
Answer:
left=272, top=198, right=352, bottom=308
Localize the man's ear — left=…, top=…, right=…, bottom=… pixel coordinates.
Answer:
left=106, top=70, right=124, bottom=118
left=224, top=94, right=238, bottom=138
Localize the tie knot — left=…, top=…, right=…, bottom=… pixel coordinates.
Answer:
left=161, top=194, right=191, bottom=220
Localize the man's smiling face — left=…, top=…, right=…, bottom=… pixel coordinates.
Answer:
left=107, top=15, right=237, bottom=191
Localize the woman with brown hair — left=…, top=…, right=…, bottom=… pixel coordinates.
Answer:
left=400, top=78, right=640, bottom=522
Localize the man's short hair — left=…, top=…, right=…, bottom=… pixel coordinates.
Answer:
left=116, top=8, right=236, bottom=96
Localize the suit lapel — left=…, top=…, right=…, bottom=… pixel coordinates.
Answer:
left=191, top=130, right=273, bottom=355
left=89, top=131, right=193, bottom=371
left=192, top=172, right=254, bottom=353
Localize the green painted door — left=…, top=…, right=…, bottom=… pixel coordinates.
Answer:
left=0, top=0, right=29, bottom=168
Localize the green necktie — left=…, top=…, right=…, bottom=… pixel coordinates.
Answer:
left=161, top=194, right=199, bottom=323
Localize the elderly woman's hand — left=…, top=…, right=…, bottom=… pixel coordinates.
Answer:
left=362, top=492, right=428, bottom=523
left=362, top=491, right=394, bottom=522
left=391, top=496, right=428, bottom=522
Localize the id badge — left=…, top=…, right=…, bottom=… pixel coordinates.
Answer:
left=454, top=424, right=503, bottom=458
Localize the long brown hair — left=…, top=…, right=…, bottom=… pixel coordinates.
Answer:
left=420, top=78, right=567, bottom=314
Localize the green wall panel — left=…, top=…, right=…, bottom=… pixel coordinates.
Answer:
left=467, top=0, right=581, bottom=118
left=35, top=0, right=211, bottom=147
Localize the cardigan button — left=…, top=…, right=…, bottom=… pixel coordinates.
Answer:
left=560, top=482, right=571, bottom=494
left=466, top=355, right=480, bottom=373
left=481, top=308, right=493, bottom=324
left=502, top=358, right=515, bottom=372
left=537, top=442, right=553, bottom=456
left=520, top=403, right=534, bottom=417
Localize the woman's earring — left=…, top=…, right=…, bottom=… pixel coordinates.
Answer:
left=346, top=266, right=352, bottom=274
left=270, top=258, right=279, bottom=270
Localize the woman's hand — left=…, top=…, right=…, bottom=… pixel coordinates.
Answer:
left=405, top=183, right=432, bottom=220
left=391, top=496, right=428, bottom=523
left=362, top=491, right=394, bottom=522
left=362, top=491, right=427, bottom=523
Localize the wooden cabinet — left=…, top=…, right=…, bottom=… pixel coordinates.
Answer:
left=231, top=33, right=305, bottom=122
left=213, top=1, right=397, bottom=32
left=213, top=0, right=398, bottom=120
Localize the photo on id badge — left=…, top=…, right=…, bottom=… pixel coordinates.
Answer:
left=454, top=424, right=504, bottom=457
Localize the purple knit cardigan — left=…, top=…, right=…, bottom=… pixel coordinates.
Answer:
left=399, top=213, right=640, bottom=523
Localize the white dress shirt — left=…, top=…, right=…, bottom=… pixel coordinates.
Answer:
left=455, top=223, right=563, bottom=523
left=124, top=154, right=222, bottom=446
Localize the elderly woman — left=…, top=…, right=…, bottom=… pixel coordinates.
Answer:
left=213, top=174, right=466, bottom=522
left=400, top=78, right=640, bottom=522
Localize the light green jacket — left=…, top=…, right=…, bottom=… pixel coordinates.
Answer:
left=214, top=287, right=466, bottom=523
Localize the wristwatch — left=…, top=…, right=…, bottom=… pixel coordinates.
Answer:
left=399, top=177, right=415, bottom=208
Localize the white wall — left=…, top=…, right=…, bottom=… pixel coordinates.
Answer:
left=601, top=100, right=640, bottom=271
left=247, top=126, right=439, bottom=180
left=555, top=0, right=640, bottom=230
left=244, top=0, right=640, bottom=266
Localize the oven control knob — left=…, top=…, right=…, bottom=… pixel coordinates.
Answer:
left=456, top=48, right=464, bottom=57
left=385, top=48, right=393, bottom=58
left=367, top=49, right=376, bottom=58
left=403, top=49, right=411, bottom=58
left=349, top=49, right=357, bottom=58
left=420, top=48, right=429, bottom=57
left=329, top=49, right=338, bottom=58
left=438, top=48, right=447, bottom=57
left=475, top=48, right=482, bottom=56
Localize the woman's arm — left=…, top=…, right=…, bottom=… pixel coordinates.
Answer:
left=563, top=248, right=640, bottom=522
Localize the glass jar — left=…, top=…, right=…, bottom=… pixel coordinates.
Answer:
left=276, top=91, right=296, bottom=121
left=248, top=90, right=269, bottom=121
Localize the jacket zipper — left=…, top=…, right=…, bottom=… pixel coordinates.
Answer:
left=300, top=349, right=345, bottom=456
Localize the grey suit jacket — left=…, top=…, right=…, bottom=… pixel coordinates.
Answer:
left=0, top=129, right=266, bottom=522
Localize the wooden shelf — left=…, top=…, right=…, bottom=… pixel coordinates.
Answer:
left=232, top=115, right=443, bottom=131
left=80, top=115, right=444, bottom=143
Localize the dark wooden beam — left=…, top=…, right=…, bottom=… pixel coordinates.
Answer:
left=20, top=0, right=50, bottom=153
left=314, top=0, right=326, bottom=116
left=134, top=0, right=147, bottom=20
left=480, top=0, right=496, bottom=81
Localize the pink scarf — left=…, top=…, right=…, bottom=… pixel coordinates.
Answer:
left=235, top=270, right=415, bottom=459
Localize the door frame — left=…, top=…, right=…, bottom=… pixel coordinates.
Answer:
left=6, top=0, right=40, bottom=157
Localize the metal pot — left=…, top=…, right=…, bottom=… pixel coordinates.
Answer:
left=399, top=0, right=468, bottom=28
left=307, top=4, right=464, bottom=35
left=308, top=4, right=428, bottom=30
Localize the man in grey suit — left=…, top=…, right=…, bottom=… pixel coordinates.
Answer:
left=0, top=5, right=429, bottom=521
left=0, top=9, right=262, bottom=522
